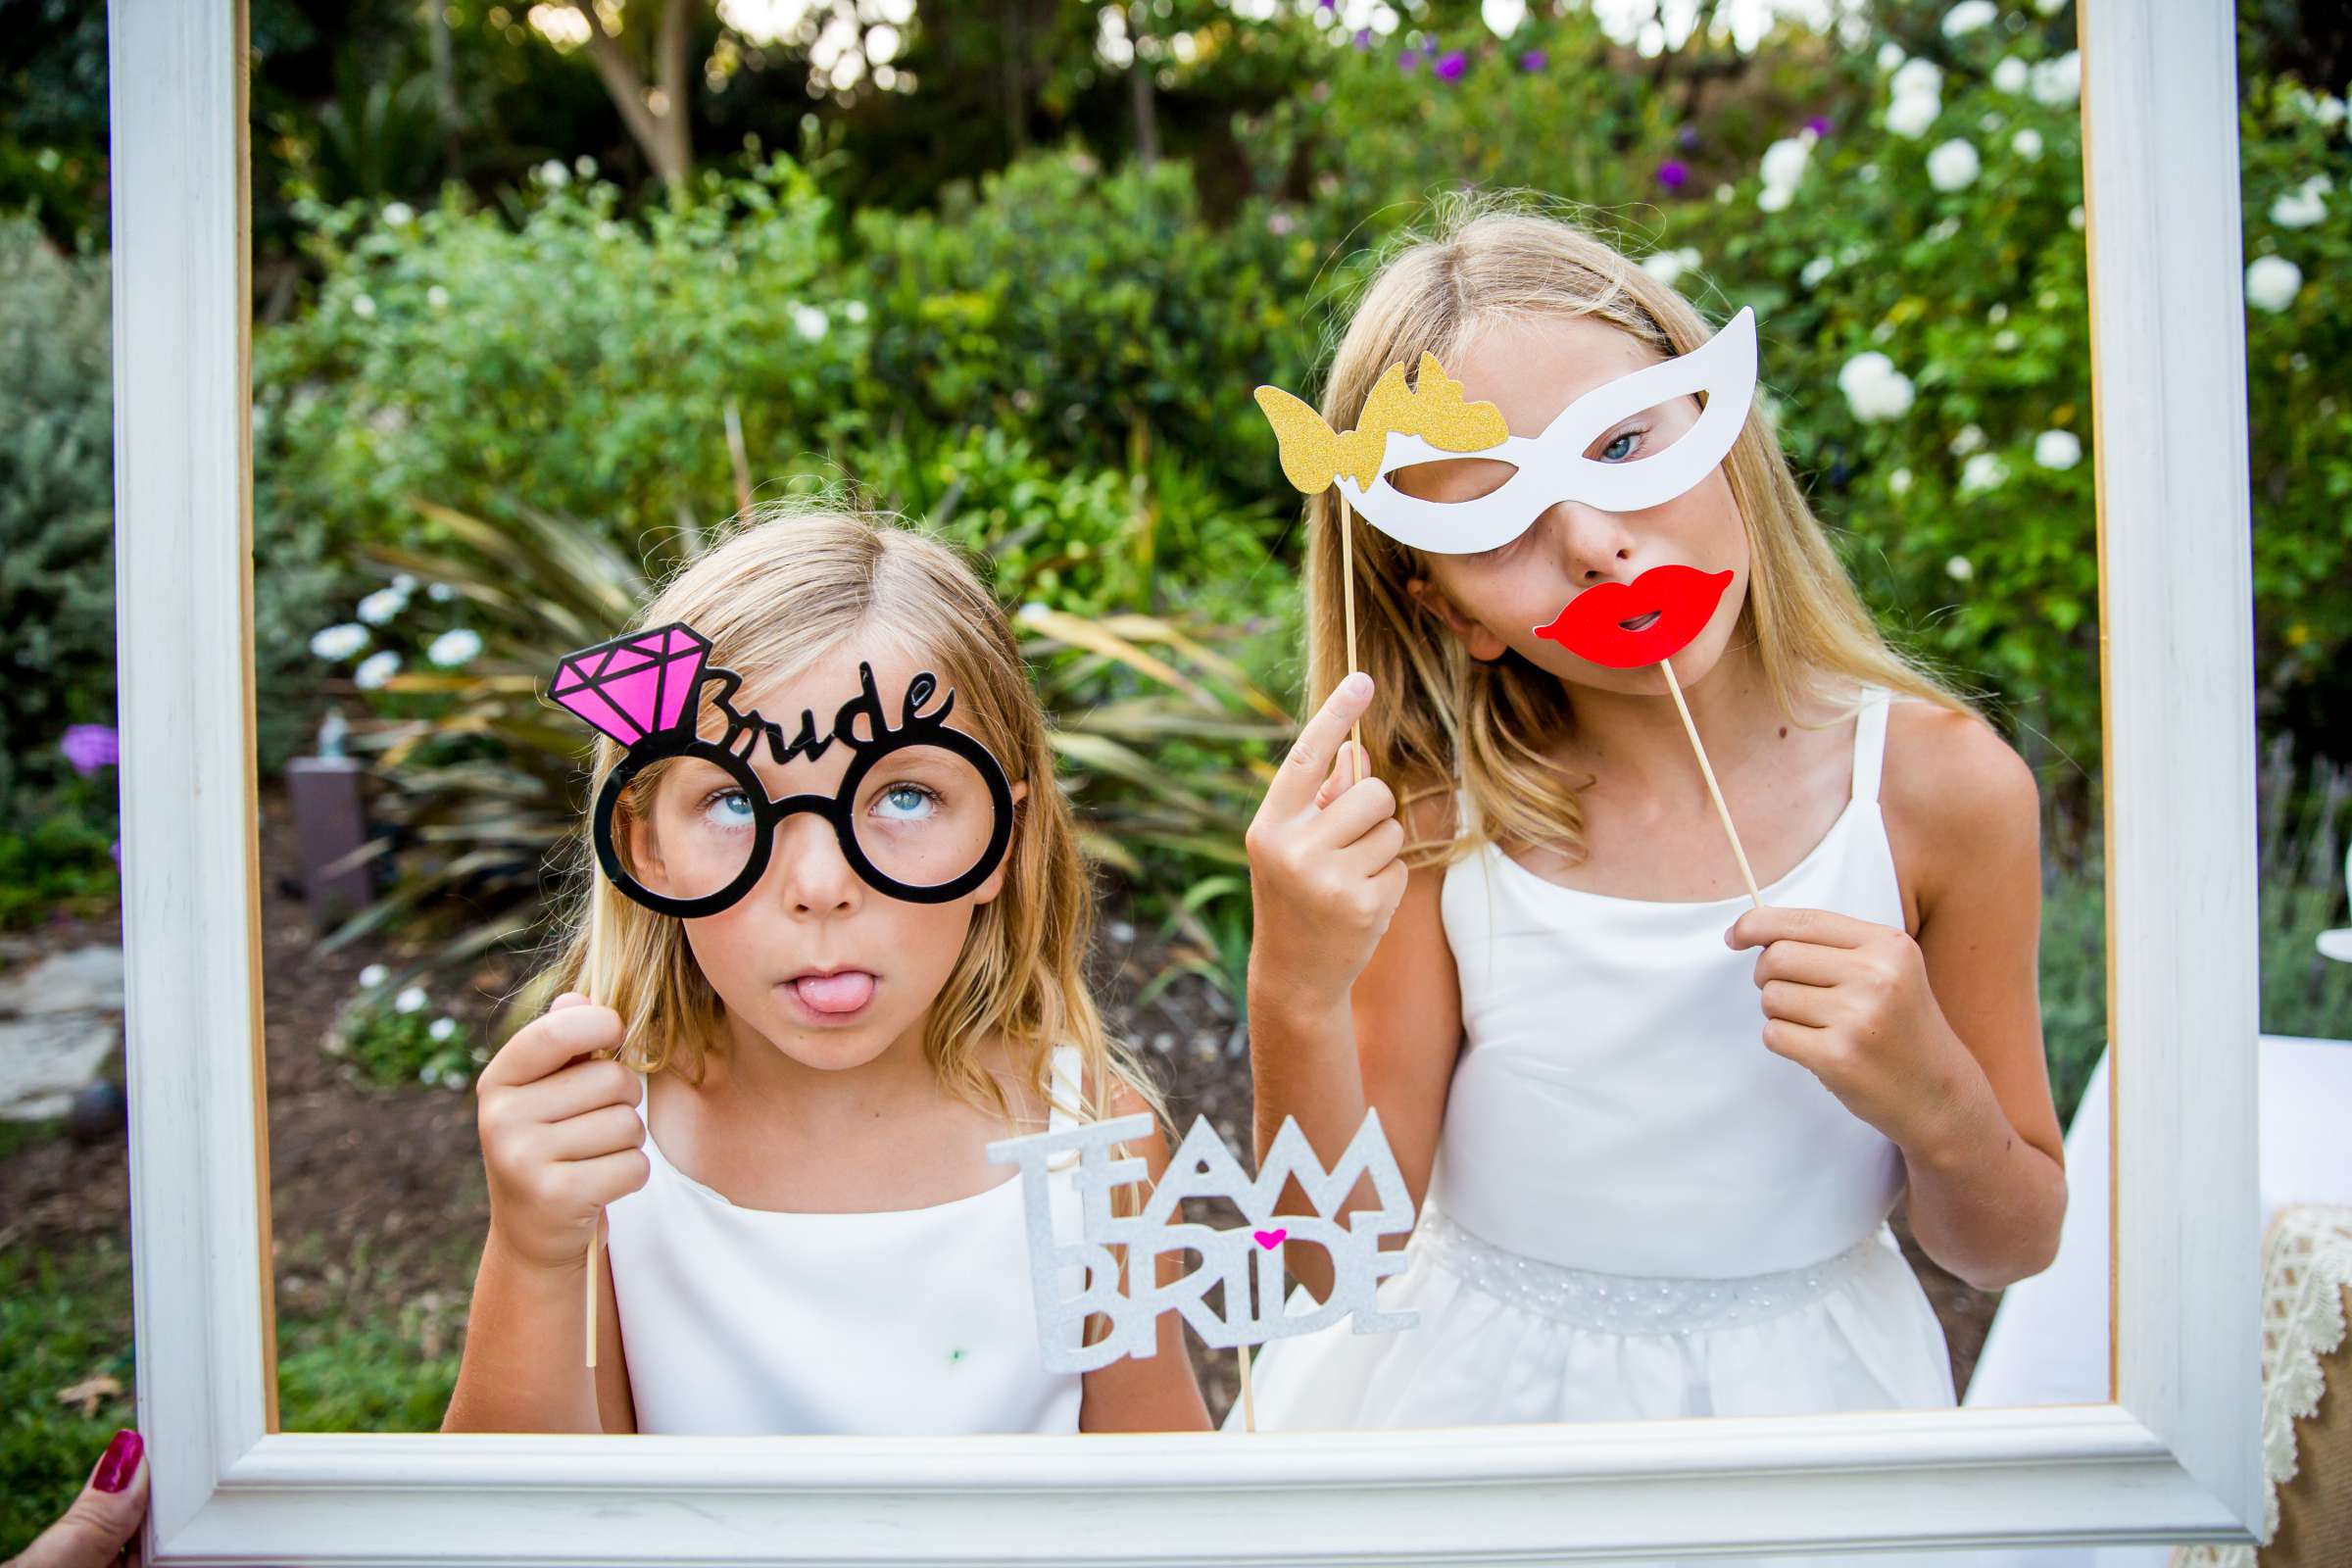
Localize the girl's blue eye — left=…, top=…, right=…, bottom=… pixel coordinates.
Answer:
left=1599, top=428, right=1643, bottom=463
left=874, top=781, right=938, bottom=822
left=701, top=788, right=757, bottom=830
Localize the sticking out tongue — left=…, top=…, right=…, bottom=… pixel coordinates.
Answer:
left=793, top=970, right=876, bottom=1014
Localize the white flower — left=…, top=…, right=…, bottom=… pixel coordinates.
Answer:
left=394, top=985, right=428, bottom=1014
left=309, top=622, right=369, bottom=661
left=1950, top=423, right=1987, bottom=455
left=1946, top=555, right=1976, bottom=581
left=1714, top=182, right=1736, bottom=204
left=442, top=1071, right=469, bottom=1092
left=844, top=299, right=869, bottom=323
left=1979, top=111, right=2005, bottom=134
left=429, top=1016, right=459, bottom=1042
left=1639, top=247, right=1703, bottom=286
left=426, top=581, right=457, bottom=603
left=1888, top=466, right=1915, bottom=497
left=1959, top=452, right=2010, bottom=493
left=1927, top=138, right=1982, bottom=192
left=1891, top=59, right=1944, bottom=102
left=791, top=303, right=829, bottom=341
left=2271, top=177, right=2328, bottom=228
left=1993, top=328, right=2019, bottom=351
left=1988, top=302, right=2009, bottom=323
left=419, top=1063, right=441, bottom=1086
left=2012, top=127, right=2044, bottom=159
left=1760, top=136, right=1812, bottom=192
left=2246, top=255, right=2303, bottom=313
left=1480, top=0, right=1526, bottom=35
left=1926, top=215, right=1962, bottom=243
left=427, top=627, right=483, bottom=667
left=1877, top=42, right=1907, bottom=73
left=1886, top=91, right=1941, bottom=139
left=2030, top=52, right=2081, bottom=107
left=425, top=284, right=451, bottom=310
left=382, top=201, right=415, bottom=226
left=1941, top=2, right=1997, bottom=37
left=1758, top=184, right=1791, bottom=213
left=351, top=294, right=376, bottom=319
left=357, top=587, right=407, bottom=626
left=2034, top=429, right=2082, bottom=469
left=2319, top=95, right=2349, bottom=127
left=537, top=159, right=569, bottom=187
left=1838, top=352, right=1917, bottom=421
left=1800, top=254, right=1836, bottom=287
left=354, top=650, right=402, bottom=690
left=391, top=573, right=417, bottom=595
left=2033, top=0, right=2065, bottom=12
left=358, top=963, right=389, bottom=989
left=1992, top=57, right=2029, bottom=93
left=575, top=154, right=599, bottom=178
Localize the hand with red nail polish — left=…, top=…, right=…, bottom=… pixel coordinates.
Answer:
left=11, top=1428, right=146, bottom=1567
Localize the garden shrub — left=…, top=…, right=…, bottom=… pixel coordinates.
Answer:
left=0, top=214, right=114, bottom=810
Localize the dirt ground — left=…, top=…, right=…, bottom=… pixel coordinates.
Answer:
left=0, top=785, right=1998, bottom=1431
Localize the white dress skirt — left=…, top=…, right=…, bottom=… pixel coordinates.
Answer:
left=1244, top=691, right=1957, bottom=1557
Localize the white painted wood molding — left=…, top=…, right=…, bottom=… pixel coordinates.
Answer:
left=109, top=0, right=2261, bottom=1559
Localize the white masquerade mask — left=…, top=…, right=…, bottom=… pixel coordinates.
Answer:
left=1256, top=307, right=1759, bottom=557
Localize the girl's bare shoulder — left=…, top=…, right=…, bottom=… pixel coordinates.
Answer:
left=1880, top=701, right=2040, bottom=906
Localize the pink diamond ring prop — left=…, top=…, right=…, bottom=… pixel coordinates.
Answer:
left=550, top=622, right=711, bottom=747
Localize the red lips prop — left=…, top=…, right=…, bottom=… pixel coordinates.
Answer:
left=1533, top=564, right=1736, bottom=669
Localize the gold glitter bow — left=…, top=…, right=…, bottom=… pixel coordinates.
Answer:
left=1252, top=353, right=1511, bottom=496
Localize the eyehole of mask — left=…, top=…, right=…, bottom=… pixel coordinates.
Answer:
left=1588, top=395, right=1709, bottom=466
left=1388, top=455, right=1520, bottom=503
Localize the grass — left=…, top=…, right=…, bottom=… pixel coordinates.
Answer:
left=0, top=1241, right=136, bottom=1554
left=0, top=1227, right=469, bottom=1555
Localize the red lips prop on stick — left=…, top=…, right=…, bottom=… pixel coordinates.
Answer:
left=1535, top=564, right=1766, bottom=908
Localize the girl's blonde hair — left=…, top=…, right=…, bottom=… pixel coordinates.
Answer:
left=544, top=506, right=1152, bottom=1127
left=1303, top=201, right=1968, bottom=864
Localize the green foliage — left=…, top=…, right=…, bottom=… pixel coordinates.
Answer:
left=0, top=788, right=118, bottom=932
left=0, top=214, right=115, bottom=811
left=0, top=1242, right=135, bottom=1556
left=851, top=152, right=1319, bottom=480
left=328, top=980, right=484, bottom=1091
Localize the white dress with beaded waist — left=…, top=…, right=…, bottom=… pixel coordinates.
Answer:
left=1243, top=687, right=1955, bottom=1432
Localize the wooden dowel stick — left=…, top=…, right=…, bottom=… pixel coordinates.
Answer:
left=1659, top=658, right=1764, bottom=910
left=1237, top=1343, right=1257, bottom=1433
left=584, top=1209, right=602, bottom=1369
left=1338, top=496, right=1366, bottom=786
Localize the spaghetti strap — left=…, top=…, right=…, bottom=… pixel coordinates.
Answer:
left=1045, top=1045, right=1081, bottom=1133
left=1850, top=687, right=1891, bottom=805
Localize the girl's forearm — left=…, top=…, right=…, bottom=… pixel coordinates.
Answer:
left=1246, top=976, right=1372, bottom=1302
left=1897, top=1062, right=2067, bottom=1293
left=441, top=1228, right=607, bottom=1433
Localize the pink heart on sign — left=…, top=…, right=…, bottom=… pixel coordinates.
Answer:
left=1252, top=1228, right=1288, bottom=1250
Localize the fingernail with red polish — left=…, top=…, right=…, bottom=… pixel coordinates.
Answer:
left=94, top=1428, right=143, bottom=1494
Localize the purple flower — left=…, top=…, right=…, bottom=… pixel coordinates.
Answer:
left=1655, top=159, right=1690, bottom=190
left=1805, top=115, right=1834, bottom=137
left=1434, top=50, right=1467, bottom=81
left=1678, top=124, right=1700, bottom=149
left=1398, top=48, right=1421, bottom=73
left=1519, top=48, right=1547, bottom=72
left=61, top=723, right=119, bottom=776
left=1353, top=27, right=1372, bottom=49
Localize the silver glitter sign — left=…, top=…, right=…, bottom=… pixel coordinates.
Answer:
left=986, top=1109, right=1419, bottom=1375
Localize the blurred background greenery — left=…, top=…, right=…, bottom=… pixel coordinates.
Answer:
left=3, top=0, right=2351, bottom=1524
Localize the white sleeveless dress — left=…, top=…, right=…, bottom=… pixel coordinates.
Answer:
left=605, top=1047, right=1086, bottom=1435
left=1246, top=688, right=1955, bottom=1433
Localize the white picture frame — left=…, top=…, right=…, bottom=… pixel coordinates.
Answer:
left=110, top=0, right=2263, bottom=1560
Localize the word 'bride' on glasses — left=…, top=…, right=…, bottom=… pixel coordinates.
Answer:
left=549, top=622, right=1014, bottom=918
